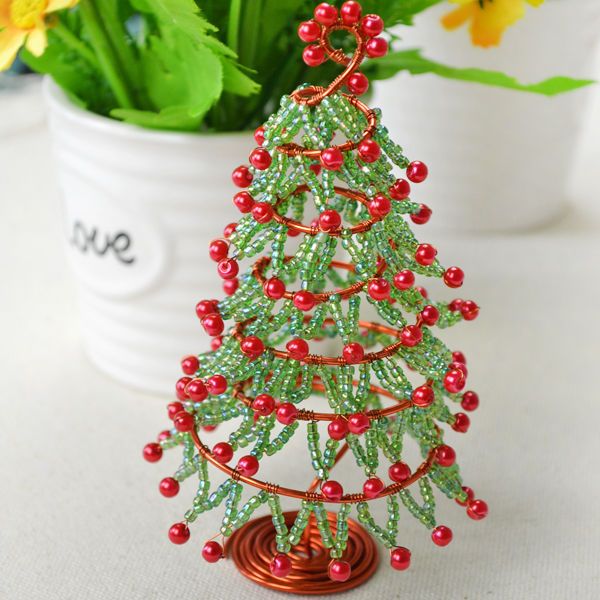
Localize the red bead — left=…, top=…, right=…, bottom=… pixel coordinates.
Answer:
left=452, top=350, right=467, bottom=365
left=393, top=269, right=415, bottom=290
left=328, top=416, right=349, bottom=440
left=448, top=299, right=463, bottom=312
left=217, top=258, right=239, bottom=280
left=252, top=202, right=274, bottom=224
left=401, top=325, right=422, bottom=347
left=467, top=499, right=488, bottom=520
left=368, top=194, right=391, bottom=218
left=159, top=477, right=180, bottom=498
left=341, top=1, right=362, bottom=24
left=329, top=560, right=351, bottom=582
left=343, top=342, right=365, bottom=364
left=208, top=238, right=229, bottom=262
left=176, top=376, right=192, bottom=400
left=293, top=290, right=316, bottom=311
left=233, top=191, right=254, bottom=214
left=314, top=3, right=338, bottom=25
left=366, top=37, right=388, bottom=58
left=416, top=286, right=428, bottom=298
left=320, top=147, right=344, bottom=170
left=195, top=299, right=218, bottom=319
left=223, top=278, right=238, bottom=296
left=431, top=525, right=453, bottom=547
left=157, top=429, right=171, bottom=442
left=321, top=480, right=344, bottom=501
left=181, top=355, right=199, bottom=375
left=254, top=126, right=265, bottom=146
left=456, top=485, right=475, bottom=506
left=415, top=244, right=437, bottom=266
left=420, top=305, right=439, bottom=326
left=363, top=477, right=385, bottom=499
left=389, top=178, right=411, bottom=200
left=186, top=379, right=208, bottom=402
left=174, top=411, right=195, bottom=433
left=207, top=374, right=228, bottom=395
left=202, top=313, right=224, bottom=336
left=390, top=547, right=411, bottom=571
left=276, top=402, right=298, bottom=425
left=143, top=442, right=162, bottom=463
left=202, top=424, right=217, bottom=432
left=348, top=412, right=370, bottom=435
left=444, top=266, right=464, bottom=288
left=303, top=44, right=326, bottom=67
left=286, top=338, right=309, bottom=360
left=298, top=20, right=321, bottom=43
left=167, top=402, right=184, bottom=420
left=347, top=72, right=369, bottom=95
left=357, top=138, right=381, bottom=163
left=361, top=14, right=384, bottom=37
left=449, top=360, right=467, bottom=377
left=452, top=412, right=470, bottom=433
left=202, top=541, right=223, bottom=563
left=253, top=393, right=276, bottom=416
left=237, top=454, right=259, bottom=477
left=168, top=522, right=190, bottom=545
left=249, top=147, right=272, bottom=170
left=309, top=162, right=322, bottom=176
left=461, top=391, right=479, bottom=411
left=368, top=278, right=390, bottom=301
left=389, top=461, right=411, bottom=483
left=412, top=385, right=434, bottom=407
left=435, top=445, right=456, bottom=467
left=444, top=369, right=465, bottom=393
left=212, top=442, right=233, bottom=464
left=270, top=553, right=292, bottom=578
left=264, top=277, right=286, bottom=299
left=223, top=222, right=237, bottom=238
left=407, top=161, right=428, bottom=183
left=319, top=209, right=342, bottom=232
left=461, top=300, right=479, bottom=321
left=410, top=204, right=432, bottom=225
left=240, top=335, right=265, bottom=360
left=231, top=165, right=252, bottom=188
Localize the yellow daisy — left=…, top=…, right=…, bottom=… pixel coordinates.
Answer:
left=442, top=0, right=544, bottom=48
left=0, top=0, right=78, bottom=71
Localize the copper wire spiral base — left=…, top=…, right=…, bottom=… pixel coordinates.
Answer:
left=226, top=511, right=379, bottom=595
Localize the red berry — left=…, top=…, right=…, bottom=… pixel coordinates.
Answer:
left=343, top=342, right=365, bottom=364
left=212, top=442, right=233, bottom=464
left=254, top=126, right=265, bottom=146
left=320, top=147, right=344, bottom=170
left=444, top=266, right=464, bottom=288
left=314, top=2, right=338, bottom=25
left=410, top=204, right=432, bottom=225
left=143, top=442, right=162, bottom=463
left=298, top=20, right=321, bottom=42
left=264, top=277, right=286, bottom=299
left=401, top=325, right=422, bottom=347
left=231, top=165, right=252, bottom=188
left=276, top=402, right=298, bottom=425
left=303, top=44, right=326, bottom=67
left=207, top=374, right=227, bottom=395
left=223, top=222, right=237, bottom=238
left=328, top=416, right=349, bottom=440
left=361, top=14, right=384, bottom=37
left=348, top=412, right=370, bottom=435
left=347, top=72, right=369, bottom=95
left=319, top=209, right=342, bottom=232
left=431, top=525, right=453, bottom=547
left=461, top=300, right=479, bottom=321
left=415, top=244, right=437, bottom=266
left=174, top=411, right=194, bottom=433
left=363, top=477, right=385, bottom=499
left=366, top=37, right=388, bottom=58
left=390, top=547, right=411, bottom=571
left=286, top=338, right=309, bottom=360
left=452, top=412, right=470, bottom=433
left=159, top=477, right=180, bottom=498
left=208, top=238, right=229, bottom=262
left=168, top=522, right=190, bottom=545
left=252, top=202, right=274, bottom=224
left=461, top=391, right=479, bottom=412
left=195, top=299, right=218, bottom=319
left=393, top=269, right=415, bottom=290
left=341, top=1, right=362, bottom=24
left=176, top=376, right=192, bottom=400
left=167, top=402, right=184, bottom=420
left=435, top=445, right=456, bottom=467
left=368, top=278, right=390, bottom=301
left=253, top=393, right=276, bottom=416
left=456, top=485, right=475, bottom=506
left=202, top=313, right=224, bottom=336
left=412, top=385, right=434, bottom=407
left=202, top=541, right=223, bottom=563
left=407, top=161, right=428, bottom=183
left=420, top=305, right=439, bottom=326
left=321, top=480, right=344, bottom=501
left=223, top=278, right=238, bottom=296
left=237, top=454, right=259, bottom=477
left=181, top=355, right=199, bottom=375
left=368, top=194, right=391, bottom=218
left=270, top=553, right=292, bottom=578
left=467, top=499, right=488, bottom=520
left=389, top=461, right=411, bottom=483
left=293, top=290, right=316, bottom=311
left=452, top=350, right=467, bottom=365
left=329, top=560, right=351, bottom=582
left=249, top=147, right=272, bottom=170
left=217, top=258, right=239, bottom=280
left=240, top=335, right=265, bottom=360
left=444, top=369, right=465, bottom=393
left=357, top=138, right=381, bottom=163
left=186, top=379, right=208, bottom=402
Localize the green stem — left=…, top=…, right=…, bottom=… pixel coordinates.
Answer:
left=53, top=22, right=99, bottom=70
left=227, top=0, right=242, bottom=55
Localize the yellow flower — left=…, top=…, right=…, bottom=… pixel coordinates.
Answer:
left=0, top=0, right=78, bottom=71
left=441, top=0, right=544, bottom=48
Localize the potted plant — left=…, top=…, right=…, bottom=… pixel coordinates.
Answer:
left=0, top=0, right=590, bottom=393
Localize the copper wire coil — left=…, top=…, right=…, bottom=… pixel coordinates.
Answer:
left=225, top=511, right=379, bottom=595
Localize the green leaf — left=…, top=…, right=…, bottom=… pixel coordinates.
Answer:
left=366, top=48, right=595, bottom=96
left=221, top=59, right=261, bottom=97
left=131, top=0, right=216, bottom=38
left=361, top=0, right=444, bottom=27
left=110, top=105, right=203, bottom=130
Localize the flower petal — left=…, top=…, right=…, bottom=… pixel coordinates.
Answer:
left=527, top=0, right=544, bottom=6
left=47, top=0, right=79, bottom=11
left=441, top=4, right=475, bottom=31
left=25, top=26, right=48, bottom=56
left=0, top=29, right=27, bottom=71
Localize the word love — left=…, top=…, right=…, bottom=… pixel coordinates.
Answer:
left=69, top=221, right=136, bottom=265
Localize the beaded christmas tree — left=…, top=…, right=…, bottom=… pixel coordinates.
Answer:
left=143, top=2, right=487, bottom=594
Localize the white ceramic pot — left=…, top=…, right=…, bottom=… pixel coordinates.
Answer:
left=372, top=1, right=600, bottom=232
left=44, top=79, right=251, bottom=395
